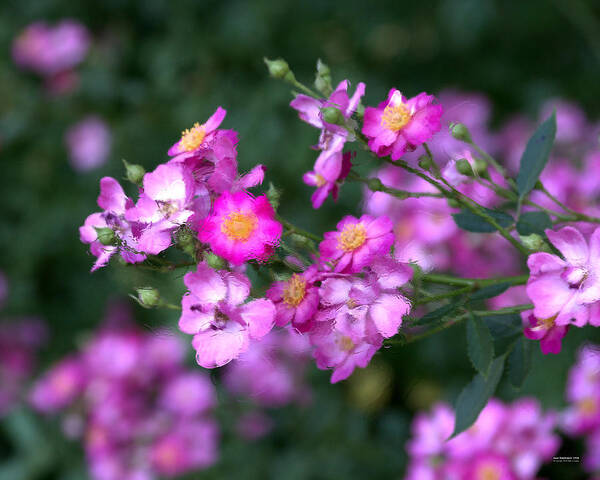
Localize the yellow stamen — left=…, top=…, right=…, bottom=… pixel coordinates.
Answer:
left=180, top=122, right=206, bottom=151
left=283, top=274, right=307, bottom=307
left=220, top=212, right=258, bottom=241
left=315, top=174, right=327, bottom=187
left=338, top=223, right=367, bottom=252
left=339, top=335, right=355, bottom=352
left=381, top=92, right=413, bottom=131
left=347, top=298, right=358, bottom=309
left=532, top=314, right=557, bottom=332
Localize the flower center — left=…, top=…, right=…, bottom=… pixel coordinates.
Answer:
left=578, top=397, right=597, bottom=415
left=221, top=212, right=258, bottom=241
left=315, top=174, right=327, bottom=187
left=283, top=274, right=307, bottom=307
left=532, top=314, right=557, bottom=332
left=212, top=310, right=229, bottom=330
left=338, top=335, right=355, bottom=352
left=180, top=122, right=206, bottom=152
left=338, top=223, right=367, bottom=252
left=157, top=200, right=178, bottom=218
left=381, top=92, right=412, bottom=131
left=476, top=465, right=500, bottom=480
left=346, top=298, right=358, bottom=309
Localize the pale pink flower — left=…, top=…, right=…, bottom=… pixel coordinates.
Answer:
left=522, top=309, right=569, bottom=355
left=66, top=116, right=111, bottom=172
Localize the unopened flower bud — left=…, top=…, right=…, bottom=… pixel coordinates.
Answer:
left=367, top=177, right=384, bottom=192
left=266, top=182, right=281, bottom=210
left=520, top=234, right=551, bottom=252
left=264, top=57, right=295, bottom=83
left=450, top=123, right=473, bottom=143
left=205, top=252, right=226, bottom=270
left=474, top=158, right=488, bottom=175
left=314, top=58, right=333, bottom=96
left=123, top=159, right=145, bottom=186
left=176, top=228, right=196, bottom=258
left=418, top=155, right=433, bottom=171
left=94, top=227, right=116, bottom=246
left=135, top=287, right=161, bottom=308
left=321, top=106, right=344, bottom=125
left=456, top=158, right=474, bottom=176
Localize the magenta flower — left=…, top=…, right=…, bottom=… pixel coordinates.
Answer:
left=125, top=163, right=195, bottom=254
left=65, top=116, right=111, bottom=172
left=179, top=263, right=275, bottom=368
left=79, top=177, right=146, bottom=271
left=317, top=256, right=412, bottom=340
left=527, top=226, right=600, bottom=327
left=521, top=309, right=569, bottom=355
left=198, top=190, right=282, bottom=265
left=168, top=107, right=227, bottom=157
left=319, top=214, right=394, bottom=273
left=309, top=316, right=381, bottom=384
left=464, top=452, right=517, bottom=480
left=160, top=372, right=216, bottom=417
left=362, top=89, right=443, bottom=160
left=29, top=357, right=85, bottom=413
left=303, top=151, right=353, bottom=209
left=266, top=265, right=320, bottom=332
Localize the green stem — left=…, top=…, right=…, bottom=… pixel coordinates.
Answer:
left=348, top=171, right=444, bottom=199
left=470, top=304, right=533, bottom=316
left=413, top=285, right=473, bottom=305
left=538, top=182, right=600, bottom=223
left=276, top=214, right=321, bottom=243
left=291, top=79, right=321, bottom=98
left=421, top=273, right=528, bottom=287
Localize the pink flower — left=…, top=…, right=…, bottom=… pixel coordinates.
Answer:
left=464, top=452, right=517, bottom=480
left=160, top=373, right=216, bottom=417
left=179, top=263, right=275, bottom=368
left=526, top=226, right=600, bottom=327
left=303, top=151, right=353, bottom=209
left=65, top=116, right=111, bottom=172
left=79, top=177, right=146, bottom=271
left=317, top=256, right=412, bottom=340
left=266, top=265, right=320, bottom=332
left=522, top=309, right=569, bottom=355
left=125, top=163, right=195, bottom=254
left=13, top=20, right=90, bottom=76
left=309, top=316, right=380, bottom=384
left=168, top=107, right=227, bottom=157
left=362, top=89, right=442, bottom=160
left=319, top=215, right=394, bottom=273
left=198, top=190, right=282, bottom=265
left=29, top=357, right=85, bottom=412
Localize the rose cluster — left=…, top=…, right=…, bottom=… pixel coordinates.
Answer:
left=29, top=304, right=218, bottom=480
left=405, top=398, right=560, bottom=479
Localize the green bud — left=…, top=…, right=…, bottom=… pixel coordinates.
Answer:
left=175, top=228, right=196, bottom=259
left=135, top=287, right=161, bottom=308
left=266, top=182, right=281, bottom=210
left=367, top=177, right=384, bottom=192
left=455, top=158, right=474, bottom=176
left=473, top=158, right=488, bottom=176
left=205, top=252, right=226, bottom=270
left=450, top=123, right=472, bottom=143
left=314, top=58, right=333, bottom=96
left=321, top=106, right=344, bottom=125
left=418, top=154, right=433, bottom=171
left=520, top=234, right=551, bottom=252
left=123, top=159, right=145, bottom=186
left=264, top=57, right=295, bottom=83
left=94, top=227, right=116, bottom=246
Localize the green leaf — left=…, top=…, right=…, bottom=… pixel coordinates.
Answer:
left=452, top=208, right=514, bottom=233
left=516, top=211, right=553, bottom=236
left=516, top=112, right=557, bottom=199
left=450, top=355, right=506, bottom=438
left=507, top=336, right=533, bottom=388
left=419, top=300, right=463, bottom=325
left=468, top=283, right=511, bottom=303
left=466, top=315, right=494, bottom=376
left=485, top=314, right=523, bottom=356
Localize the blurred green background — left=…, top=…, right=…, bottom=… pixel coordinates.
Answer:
left=2, top=0, right=600, bottom=478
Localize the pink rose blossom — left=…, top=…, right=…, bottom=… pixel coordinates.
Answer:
left=303, top=151, right=353, bottom=209
left=266, top=265, right=320, bottom=332
left=179, top=263, right=275, bottom=368
left=29, top=357, right=85, bottom=413
left=526, top=226, right=600, bottom=327
left=522, top=309, right=569, bottom=355
left=168, top=107, right=227, bottom=157
left=319, top=214, right=394, bottom=273
left=198, top=190, right=282, bottom=265
left=362, top=89, right=442, bottom=160
left=66, top=116, right=111, bottom=172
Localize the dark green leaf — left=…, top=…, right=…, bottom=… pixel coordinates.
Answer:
left=508, top=336, right=533, bottom=388
left=516, top=211, right=553, bottom=236
left=516, top=112, right=557, bottom=198
left=468, top=283, right=511, bottom=303
left=485, top=314, right=523, bottom=356
left=450, top=355, right=506, bottom=438
left=453, top=208, right=514, bottom=233
left=466, top=315, right=494, bottom=376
